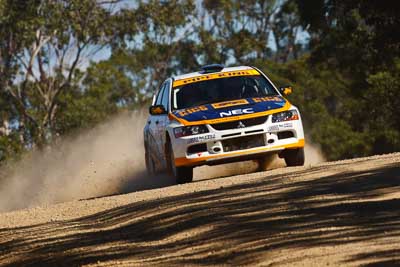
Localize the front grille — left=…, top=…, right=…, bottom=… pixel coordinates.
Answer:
left=210, top=116, right=268, bottom=131
left=222, top=134, right=265, bottom=152
left=277, top=131, right=294, bottom=140
left=187, top=143, right=207, bottom=154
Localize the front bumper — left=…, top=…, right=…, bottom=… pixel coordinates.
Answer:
left=172, top=113, right=305, bottom=167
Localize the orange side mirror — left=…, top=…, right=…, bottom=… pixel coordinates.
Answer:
left=149, top=105, right=167, bottom=115
left=279, top=86, right=293, bottom=96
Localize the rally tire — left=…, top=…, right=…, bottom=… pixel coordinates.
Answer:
left=283, top=148, right=305, bottom=166
left=166, top=140, right=193, bottom=184
left=175, top=167, right=193, bottom=184
left=145, top=145, right=156, bottom=175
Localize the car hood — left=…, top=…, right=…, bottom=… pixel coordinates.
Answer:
left=171, top=96, right=289, bottom=124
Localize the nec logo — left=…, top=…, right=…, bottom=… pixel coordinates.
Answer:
left=219, top=108, right=254, bottom=117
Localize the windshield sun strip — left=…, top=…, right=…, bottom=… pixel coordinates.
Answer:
left=172, top=69, right=260, bottom=88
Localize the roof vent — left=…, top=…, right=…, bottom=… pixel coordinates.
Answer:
left=200, top=64, right=224, bottom=73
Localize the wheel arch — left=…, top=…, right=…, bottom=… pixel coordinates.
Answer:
left=165, top=131, right=172, bottom=152
left=165, top=131, right=173, bottom=173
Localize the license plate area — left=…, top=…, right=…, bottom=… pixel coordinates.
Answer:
left=222, top=134, right=265, bottom=152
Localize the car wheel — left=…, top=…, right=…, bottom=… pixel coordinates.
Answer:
left=166, top=140, right=193, bottom=184
left=145, top=145, right=156, bottom=175
left=283, top=148, right=305, bottom=166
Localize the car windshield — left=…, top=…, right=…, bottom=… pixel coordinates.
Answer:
left=172, top=75, right=278, bottom=110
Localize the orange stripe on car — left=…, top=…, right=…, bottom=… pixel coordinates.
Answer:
left=175, top=139, right=305, bottom=167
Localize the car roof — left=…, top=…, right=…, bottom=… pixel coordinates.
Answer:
left=172, top=65, right=254, bottom=81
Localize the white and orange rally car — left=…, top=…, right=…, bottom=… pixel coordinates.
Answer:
left=144, top=64, right=305, bottom=183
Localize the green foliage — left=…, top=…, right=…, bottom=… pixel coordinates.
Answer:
left=1, top=0, right=122, bottom=151
left=258, top=58, right=370, bottom=160
left=364, top=60, right=400, bottom=154
left=293, top=0, right=400, bottom=158
left=55, top=58, right=141, bottom=134
left=1, top=0, right=399, bottom=164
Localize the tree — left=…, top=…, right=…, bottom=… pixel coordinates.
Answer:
left=54, top=57, right=141, bottom=135
left=0, top=0, right=120, bottom=148
left=294, top=0, right=400, bottom=156
left=108, top=0, right=197, bottom=95
left=272, top=0, right=304, bottom=62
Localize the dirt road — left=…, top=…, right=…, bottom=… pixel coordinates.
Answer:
left=0, top=153, right=399, bottom=266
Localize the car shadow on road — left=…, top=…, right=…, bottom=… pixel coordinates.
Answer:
left=0, top=162, right=399, bottom=266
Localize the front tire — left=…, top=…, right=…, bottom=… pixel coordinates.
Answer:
left=283, top=148, right=305, bottom=166
left=166, top=140, right=193, bottom=184
left=145, top=145, right=156, bottom=175
left=174, top=167, right=193, bottom=184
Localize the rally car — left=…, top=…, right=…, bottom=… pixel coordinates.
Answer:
left=144, top=64, right=305, bottom=183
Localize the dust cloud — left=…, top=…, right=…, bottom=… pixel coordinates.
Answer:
left=0, top=111, right=173, bottom=212
left=195, top=138, right=326, bottom=180
left=195, top=161, right=259, bottom=180
left=304, top=140, right=326, bottom=165
left=0, top=113, right=326, bottom=212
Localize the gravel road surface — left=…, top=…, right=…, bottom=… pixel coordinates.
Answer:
left=0, top=153, right=399, bottom=266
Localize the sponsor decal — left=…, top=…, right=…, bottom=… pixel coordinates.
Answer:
left=267, top=122, right=293, bottom=132
left=267, top=125, right=280, bottom=132
left=211, top=99, right=249, bottom=109
left=178, top=105, right=208, bottom=117
left=252, top=96, right=283, bottom=103
left=188, top=134, right=216, bottom=144
left=278, top=122, right=293, bottom=128
left=219, top=108, right=254, bottom=117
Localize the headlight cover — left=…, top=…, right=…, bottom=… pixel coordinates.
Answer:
left=272, top=110, right=299, bottom=123
left=174, top=125, right=209, bottom=138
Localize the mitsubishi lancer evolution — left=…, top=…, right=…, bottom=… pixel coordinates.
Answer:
left=144, top=64, right=305, bottom=183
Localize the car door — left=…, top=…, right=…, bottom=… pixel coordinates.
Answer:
left=147, top=83, right=166, bottom=165
left=156, top=79, right=171, bottom=161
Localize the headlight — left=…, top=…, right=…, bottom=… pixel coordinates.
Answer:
left=272, top=110, right=299, bottom=123
left=173, top=125, right=209, bottom=138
